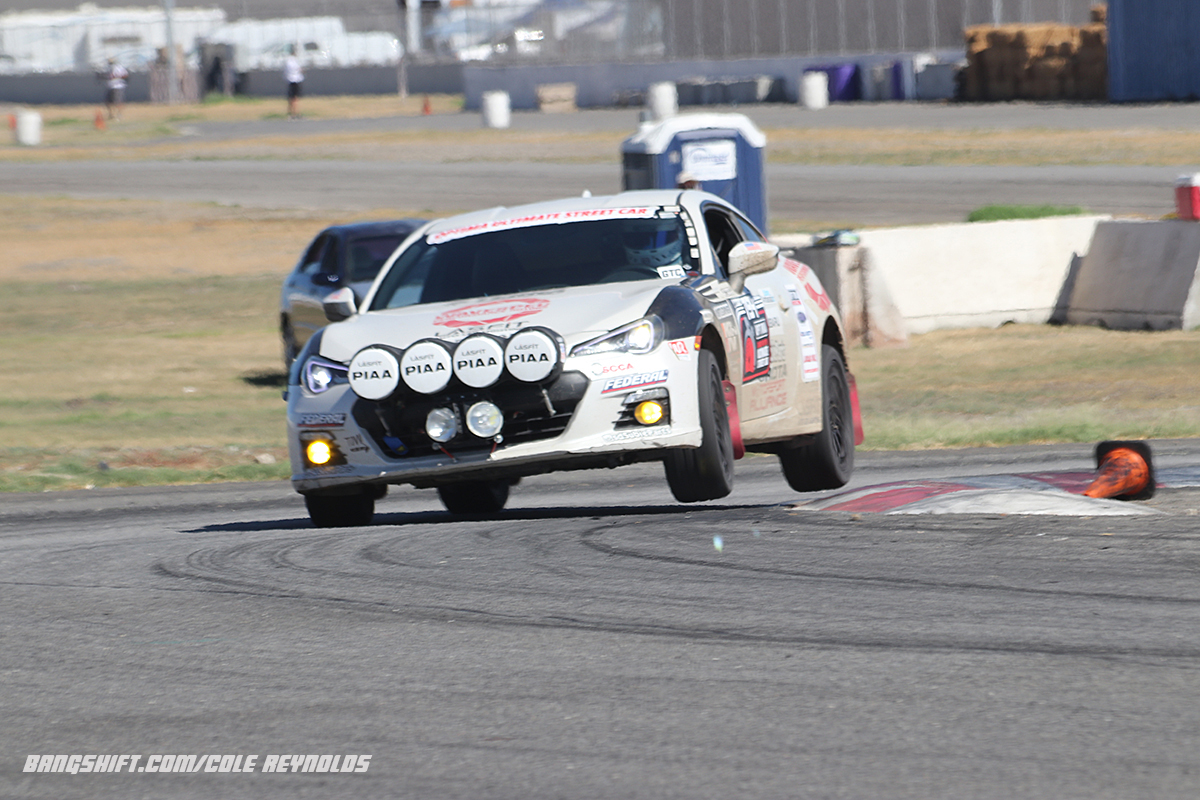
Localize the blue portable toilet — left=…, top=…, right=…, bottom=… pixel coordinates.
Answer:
left=621, top=113, right=769, bottom=236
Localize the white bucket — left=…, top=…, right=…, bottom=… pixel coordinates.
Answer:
left=481, top=91, right=511, bottom=129
left=800, top=71, right=829, bottom=110
left=646, top=81, right=677, bottom=121
left=15, top=110, right=42, bottom=146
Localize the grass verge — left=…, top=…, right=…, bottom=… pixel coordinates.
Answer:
left=967, top=204, right=1088, bottom=222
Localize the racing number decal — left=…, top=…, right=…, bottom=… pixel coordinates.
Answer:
left=730, top=295, right=771, bottom=383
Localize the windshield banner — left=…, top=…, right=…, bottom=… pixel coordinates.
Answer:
left=427, top=207, right=658, bottom=245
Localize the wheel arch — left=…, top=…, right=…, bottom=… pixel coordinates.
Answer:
left=822, top=317, right=846, bottom=364
left=699, top=323, right=728, bottom=379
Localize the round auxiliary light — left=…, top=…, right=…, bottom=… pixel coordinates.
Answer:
left=347, top=346, right=401, bottom=400
left=504, top=328, right=560, bottom=383
left=401, top=340, right=453, bottom=395
left=306, top=439, right=333, bottom=466
left=465, top=401, right=504, bottom=438
left=425, top=407, right=459, bottom=443
left=453, top=335, right=505, bottom=388
left=634, top=400, right=664, bottom=426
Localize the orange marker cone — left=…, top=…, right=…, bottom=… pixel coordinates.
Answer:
left=1082, top=440, right=1155, bottom=501
left=94, top=109, right=106, bottom=131
left=422, top=95, right=432, bottom=115
left=7, top=114, right=15, bottom=131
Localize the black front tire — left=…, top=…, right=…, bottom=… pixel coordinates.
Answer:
left=438, top=480, right=510, bottom=515
left=780, top=344, right=855, bottom=492
left=305, top=491, right=375, bottom=528
left=664, top=349, right=735, bottom=502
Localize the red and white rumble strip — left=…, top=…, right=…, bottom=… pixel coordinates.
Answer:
left=795, top=467, right=1200, bottom=515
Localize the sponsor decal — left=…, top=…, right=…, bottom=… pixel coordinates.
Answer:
left=805, top=281, right=832, bottom=312
left=306, top=464, right=356, bottom=475
left=433, top=298, right=550, bottom=328
left=22, top=754, right=371, bottom=774
left=348, top=347, right=401, bottom=401
left=504, top=328, right=559, bottom=382
left=603, top=426, right=673, bottom=443
left=427, top=207, right=657, bottom=244
left=299, top=413, right=346, bottom=427
left=668, top=339, right=692, bottom=360
left=782, top=258, right=811, bottom=281
left=453, top=335, right=505, bottom=388
left=744, top=379, right=788, bottom=413
left=795, top=300, right=820, bottom=383
left=600, top=369, right=669, bottom=394
left=400, top=341, right=453, bottom=394
left=656, top=265, right=687, bottom=280
left=731, top=294, right=771, bottom=383
left=590, top=361, right=636, bottom=377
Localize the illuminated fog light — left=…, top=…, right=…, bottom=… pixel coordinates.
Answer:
left=634, top=400, right=664, bottom=425
left=465, top=401, right=504, bottom=438
left=425, top=407, right=459, bottom=443
left=306, top=439, right=334, bottom=466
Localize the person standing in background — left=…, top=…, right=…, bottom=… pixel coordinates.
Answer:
left=284, top=46, right=304, bottom=120
left=105, top=58, right=128, bottom=120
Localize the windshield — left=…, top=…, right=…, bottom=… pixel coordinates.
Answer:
left=369, top=210, right=698, bottom=311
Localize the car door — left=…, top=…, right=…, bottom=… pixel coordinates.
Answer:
left=700, top=205, right=790, bottom=423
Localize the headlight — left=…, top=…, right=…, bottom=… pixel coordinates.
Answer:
left=303, top=357, right=349, bottom=394
left=570, top=316, right=663, bottom=357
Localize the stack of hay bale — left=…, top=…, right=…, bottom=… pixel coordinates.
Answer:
left=961, top=4, right=1108, bottom=101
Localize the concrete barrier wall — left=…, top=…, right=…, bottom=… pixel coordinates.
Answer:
left=1065, top=220, right=1200, bottom=330
left=461, top=50, right=963, bottom=110
left=857, top=216, right=1108, bottom=335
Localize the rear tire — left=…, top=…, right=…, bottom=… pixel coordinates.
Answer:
left=664, top=349, right=735, bottom=502
left=780, top=345, right=855, bottom=492
left=438, top=480, right=510, bottom=515
left=305, top=491, right=375, bottom=528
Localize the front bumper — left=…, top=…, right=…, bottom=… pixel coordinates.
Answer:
left=288, top=348, right=702, bottom=494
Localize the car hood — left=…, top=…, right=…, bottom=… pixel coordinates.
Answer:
left=319, top=282, right=669, bottom=364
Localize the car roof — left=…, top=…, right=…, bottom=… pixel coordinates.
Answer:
left=421, top=190, right=724, bottom=240
left=323, top=219, right=425, bottom=238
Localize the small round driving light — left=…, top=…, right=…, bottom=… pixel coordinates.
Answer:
left=425, top=407, right=459, bottom=443
left=306, top=439, right=333, bottom=466
left=634, top=400, right=664, bottom=425
left=465, top=401, right=504, bottom=438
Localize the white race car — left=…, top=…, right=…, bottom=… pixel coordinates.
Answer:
left=286, top=190, right=861, bottom=526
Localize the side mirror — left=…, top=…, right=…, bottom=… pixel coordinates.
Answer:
left=727, top=241, right=780, bottom=292
left=323, top=286, right=357, bottom=322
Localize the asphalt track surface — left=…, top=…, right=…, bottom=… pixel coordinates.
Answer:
left=5, top=103, right=1200, bottom=226
left=6, top=103, right=1200, bottom=797
left=5, top=443, right=1200, bottom=799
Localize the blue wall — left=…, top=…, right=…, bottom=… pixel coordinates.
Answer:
left=1109, top=0, right=1200, bottom=101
